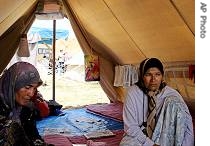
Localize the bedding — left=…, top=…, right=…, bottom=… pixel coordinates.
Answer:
left=38, top=104, right=124, bottom=146
left=86, top=102, right=123, bottom=121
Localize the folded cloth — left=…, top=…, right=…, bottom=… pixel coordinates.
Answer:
left=87, top=140, right=106, bottom=146
left=84, top=130, right=115, bottom=139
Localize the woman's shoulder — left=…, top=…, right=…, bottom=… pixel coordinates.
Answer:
left=127, top=85, right=143, bottom=93
left=0, top=102, right=10, bottom=124
left=162, top=86, right=181, bottom=97
left=0, top=98, right=10, bottom=116
left=162, top=86, right=189, bottom=111
left=159, top=86, right=184, bottom=103
left=125, top=85, right=145, bottom=100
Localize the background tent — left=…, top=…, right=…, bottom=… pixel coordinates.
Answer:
left=0, top=0, right=194, bottom=113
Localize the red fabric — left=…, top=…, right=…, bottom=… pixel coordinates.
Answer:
left=87, top=140, right=106, bottom=146
left=43, top=130, right=124, bottom=146
left=189, top=65, right=195, bottom=82
left=86, top=102, right=123, bottom=121
left=31, top=90, right=50, bottom=118
left=44, top=134, right=73, bottom=146
left=35, top=100, right=50, bottom=118
left=68, top=130, right=124, bottom=146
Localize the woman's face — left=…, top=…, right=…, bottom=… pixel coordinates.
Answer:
left=15, top=83, right=39, bottom=106
left=143, top=67, right=163, bottom=91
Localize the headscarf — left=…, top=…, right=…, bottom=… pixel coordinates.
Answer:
left=0, top=62, right=43, bottom=110
left=136, top=58, right=166, bottom=93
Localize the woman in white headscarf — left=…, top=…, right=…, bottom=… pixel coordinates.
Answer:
left=120, top=58, right=194, bottom=146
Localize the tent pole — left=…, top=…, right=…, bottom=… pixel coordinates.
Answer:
left=52, top=20, right=56, bottom=101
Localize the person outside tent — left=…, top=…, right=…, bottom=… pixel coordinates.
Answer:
left=0, top=62, right=53, bottom=146
left=120, top=58, right=194, bottom=146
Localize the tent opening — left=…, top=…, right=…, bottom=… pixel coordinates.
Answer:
left=7, top=17, right=110, bottom=108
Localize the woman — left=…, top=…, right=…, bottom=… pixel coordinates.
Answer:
left=20, top=89, right=50, bottom=145
left=120, top=58, right=194, bottom=146
left=0, top=62, right=51, bottom=146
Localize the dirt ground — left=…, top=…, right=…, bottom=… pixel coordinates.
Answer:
left=37, top=61, right=110, bottom=108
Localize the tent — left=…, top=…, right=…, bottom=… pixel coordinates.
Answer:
left=0, top=0, right=194, bottom=112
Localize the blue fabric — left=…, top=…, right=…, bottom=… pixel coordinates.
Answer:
left=37, top=108, right=123, bottom=136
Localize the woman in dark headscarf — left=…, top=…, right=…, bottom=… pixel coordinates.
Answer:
left=0, top=62, right=50, bottom=146
left=120, top=58, right=194, bottom=146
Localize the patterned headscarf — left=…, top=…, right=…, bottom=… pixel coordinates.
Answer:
left=0, top=62, right=43, bottom=110
left=136, top=58, right=166, bottom=93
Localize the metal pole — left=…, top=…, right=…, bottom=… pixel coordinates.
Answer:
left=52, top=20, right=56, bottom=101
